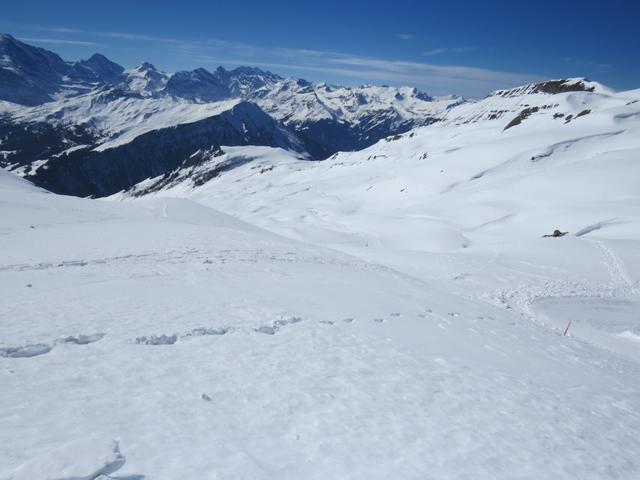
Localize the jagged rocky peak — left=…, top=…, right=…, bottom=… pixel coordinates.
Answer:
left=77, top=53, right=125, bottom=84
left=0, top=32, right=69, bottom=73
left=165, top=67, right=230, bottom=102
left=82, top=53, right=123, bottom=70
left=489, top=78, right=607, bottom=98
left=0, top=32, right=102, bottom=104
left=125, top=61, right=168, bottom=95
left=0, top=32, right=24, bottom=50
left=136, top=62, right=158, bottom=71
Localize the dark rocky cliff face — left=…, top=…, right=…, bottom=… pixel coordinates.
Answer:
left=23, top=102, right=302, bottom=197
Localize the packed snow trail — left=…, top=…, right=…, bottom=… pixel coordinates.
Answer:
left=589, top=239, right=637, bottom=294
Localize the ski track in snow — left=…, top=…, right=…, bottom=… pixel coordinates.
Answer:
left=590, top=239, right=637, bottom=294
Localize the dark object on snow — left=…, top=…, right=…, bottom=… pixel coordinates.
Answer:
left=543, top=229, right=568, bottom=238
left=575, top=109, right=591, bottom=119
left=504, top=106, right=540, bottom=130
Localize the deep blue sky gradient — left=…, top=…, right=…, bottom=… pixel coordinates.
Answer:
left=2, top=0, right=638, bottom=97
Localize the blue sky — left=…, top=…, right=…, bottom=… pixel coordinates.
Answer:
left=2, top=0, right=638, bottom=97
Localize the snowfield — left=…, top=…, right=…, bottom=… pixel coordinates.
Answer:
left=2, top=79, right=640, bottom=479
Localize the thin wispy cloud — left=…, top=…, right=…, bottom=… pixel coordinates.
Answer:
left=95, top=31, right=182, bottom=44
left=395, top=33, right=415, bottom=41
left=423, top=46, right=476, bottom=56
left=18, top=37, right=103, bottom=47
left=564, top=57, right=611, bottom=70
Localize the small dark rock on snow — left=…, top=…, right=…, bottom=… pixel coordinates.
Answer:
left=543, top=229, right=568, bottom=238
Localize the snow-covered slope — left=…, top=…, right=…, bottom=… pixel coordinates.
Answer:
left=124, top=79, right=640, bottom=357
left=2, top=155, right=640, bottom=479
left=1, top=90, right=241, bottom=150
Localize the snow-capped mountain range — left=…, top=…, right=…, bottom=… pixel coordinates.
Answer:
left=0, top=33, right=636, bottom=205
left=0, top=33, right=461, bottom=194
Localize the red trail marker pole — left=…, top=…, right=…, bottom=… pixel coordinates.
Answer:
left=563, top=320, right=573, bottom=336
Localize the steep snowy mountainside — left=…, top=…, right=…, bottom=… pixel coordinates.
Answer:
left=163, top=66, right=282, bottom=102
left=2, top=162, right=640, bottom=479
left=77, top=53, right=126, bottom=85
left=124, top=62, right=169, bottom=96
left=17, top=100, right=305, bottom=197
left=129, top=145, right=305, bottom=197
left=1, top=91, right=241, bottom=150
left=251, top=78, right=461, bottom=158
left=0, top=33, right=104, bottom=104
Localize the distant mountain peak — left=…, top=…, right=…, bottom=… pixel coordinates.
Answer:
left=137, top=62, right=158, bottom=71
left=0, top=32, right=16, bottom=42
left=77, top=53, right=125, bottom=85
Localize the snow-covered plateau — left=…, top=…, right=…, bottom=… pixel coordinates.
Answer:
left=0, top=34, right=639, bottom=480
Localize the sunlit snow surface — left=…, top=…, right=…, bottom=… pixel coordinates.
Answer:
left=2, top=82, right=640, bottom=479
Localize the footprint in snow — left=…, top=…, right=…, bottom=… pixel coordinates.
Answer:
left=275, top=317, right=303, bottom=327
left=183, top=327, right=228, bottom=337
left=373, top=318, right=385, bottom=323
left=390, top=312, right=401, bottom=317
left=135, top=334, right=177, bottom=345
left=255, top=317, right=303, bottom=335
left=56, top=333, right=105, bottom=345
left=0, top=343, right=52, bottom=358
left=1, top=333, right=106, bottom=359
left=255, top=326, right=277, bottom=335
left=342, top=318, right=354, bottom=323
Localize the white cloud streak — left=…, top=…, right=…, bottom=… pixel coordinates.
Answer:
left=17, top=37, right=103, bottom=47
left=423, top=46, right=477, bottom=56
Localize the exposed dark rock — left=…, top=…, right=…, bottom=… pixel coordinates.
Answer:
left=530, top=80, right=595, bottom=95
left=575, top=109, right=591, bottom=119
left=504, top=107, right=540, bottom=130
left=490, top=79, right=596, bottom=99
left=543, top=229, right=568, bottom=238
